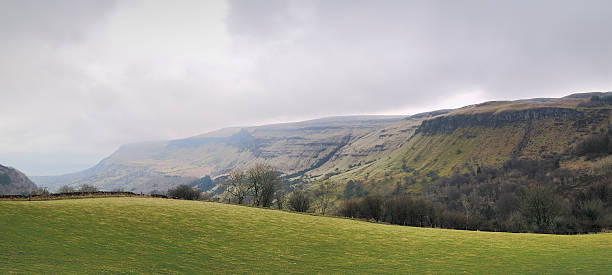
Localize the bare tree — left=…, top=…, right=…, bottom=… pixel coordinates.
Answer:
left=58, top=185, right=76, bottom=193
left=79, top=184, right=99, bottom=193
left=247, top=163, right=279, bottom=207
left=520, top=185, right=560, bottom=233
left=314, top=181, right=337, bottom=215
left=225, top=169, right=250, bottom=204
left=275, top=191, right=286, bottom=210
left=30, top=187, right=49, bottom=196
left=461, top=190, right=482, bottom=229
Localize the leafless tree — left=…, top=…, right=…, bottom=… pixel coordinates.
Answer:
left=275, top=191, right=286, bottom=210
left=247, top=163, right=279, bottom=207
left=58, top=185, right=76, bottom=193
left=79, top=184, right=99, bottom=193
left=225, top=169, right=250, bottom=204
left=30, top=187, right=49, bottom=196
left=314, top=181, right=337, bottom=215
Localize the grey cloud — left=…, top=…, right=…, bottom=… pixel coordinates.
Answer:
left=0, top=0, right=117, bottom=42
left=1, top=0, right=611, bottom=175
left=227, top=0, right=612, bottom=103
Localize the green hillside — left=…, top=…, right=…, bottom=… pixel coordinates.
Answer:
left=328, top=95, right=612, bottom=191
left=1, top=197, right=610, bottom=274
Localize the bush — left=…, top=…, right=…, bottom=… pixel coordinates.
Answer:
left=575, top=128, right=612, bottom=157
left=288, top=190, right=310, bottom=212
left=168, top=184, right=201, bottom=200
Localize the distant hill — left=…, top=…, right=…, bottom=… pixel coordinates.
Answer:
left=326, top=93, right=612, bottom=193
left=0, top=164, right=37, bottom=195
left=33, top=92, right=612, bottom=195
left=34, top=115, right=431, bottom=192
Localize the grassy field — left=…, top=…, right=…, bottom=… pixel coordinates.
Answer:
left=1, top=197, right=611, bottom=274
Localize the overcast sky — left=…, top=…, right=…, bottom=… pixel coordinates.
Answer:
left=1, top=0, right=611, bottom=176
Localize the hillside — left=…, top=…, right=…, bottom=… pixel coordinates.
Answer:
left=326, top=93, right=612, bottom=192
left=34, top=115, right=431, bottom=192
left=1, top=197, right=610, bottom=274
left=0, top=164, right=37, bottom=195
left=33, top=92, right=612, bottom=196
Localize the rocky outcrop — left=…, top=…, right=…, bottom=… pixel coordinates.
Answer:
left=0, top=164, right=37, bottom=195
left=416, top=107, right=604, bottom=135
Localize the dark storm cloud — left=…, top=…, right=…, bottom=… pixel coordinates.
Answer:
left=1, top=0, right=611, bottom=175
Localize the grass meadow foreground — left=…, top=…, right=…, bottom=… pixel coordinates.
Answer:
left=1, top=197, right=611, bottom=274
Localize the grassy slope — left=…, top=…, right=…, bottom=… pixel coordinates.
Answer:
left=329, top=106, right=611, bottom=192
left=305, top=118, right=422, bottom=179
left=1, top=198, right=610, bottom=274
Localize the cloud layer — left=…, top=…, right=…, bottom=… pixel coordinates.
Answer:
left=1, top=0, right=611, bottom=175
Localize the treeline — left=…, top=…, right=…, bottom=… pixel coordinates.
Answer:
left=340, top=195, right=459, bottom=228
left=425, top=157, right=611, bottom=234
left=222, top=163, right=282, bottom=207
left=218, top=164, right=337, bottom=214
left=337, top=128, right=612, bottom=234
left=131, top=164, right=327, bottom=214
left=164, top=139, right=612, bottom=234
left=340, top=157, right=612, bottom=234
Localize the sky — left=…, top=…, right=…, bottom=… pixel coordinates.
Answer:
left=1, top=0, right=611, bottom=176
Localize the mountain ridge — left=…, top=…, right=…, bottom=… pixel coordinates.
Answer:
left=33, top=92, right=612, bottom=195
left=33, top=115, right=415, bottom=192
left=323, top=93, right=612, bottom=194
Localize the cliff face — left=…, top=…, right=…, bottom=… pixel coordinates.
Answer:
left=416, top=107, right=602, bottom=135
left=0, top=165, right=37, bottom=195
left=326, top=97, right=612, bottom=191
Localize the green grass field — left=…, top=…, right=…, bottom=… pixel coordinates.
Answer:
left=1, top=197, right=611, bottom=274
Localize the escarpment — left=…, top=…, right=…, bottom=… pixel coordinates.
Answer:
left=417, top=107, right=609, bottom=135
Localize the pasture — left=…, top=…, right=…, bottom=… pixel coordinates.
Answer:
left=1, top=197, right=610, bottom=274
